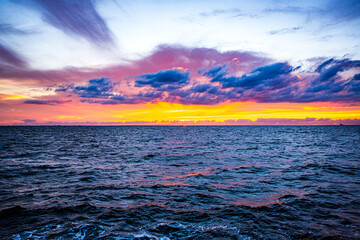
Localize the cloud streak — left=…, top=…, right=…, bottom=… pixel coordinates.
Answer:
left=31, top=0, right=114, bottom=47
left=24, top=99, right=72, bottom=105
left=0, top=42, right=27, bottom=68
left=268, top=27, right=303, bottom=35
left=0, top=24, right=32, bottom=35
left=0, top=45, right=268, bottom=85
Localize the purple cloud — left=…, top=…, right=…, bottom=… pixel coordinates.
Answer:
left=58, top=58, right=360, bottom=105
left=31, top=0, right=114, bottom=47
left=0, top=45, right=269, bottom=85
left=34, top=47, right=358, bottom=105
left=0, top=43, right=27, bottom=68
left=22, top=119, right=36, bottom=123
left=24, top=99, right=72, bottom=105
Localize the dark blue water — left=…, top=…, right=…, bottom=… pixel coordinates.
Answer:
left=0, top=126, right=359, bottom=239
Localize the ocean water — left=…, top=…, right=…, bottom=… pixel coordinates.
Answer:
left=0, top=126, right=359, bottom=239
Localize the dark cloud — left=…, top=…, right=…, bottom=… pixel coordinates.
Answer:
left=167, top=85, right=227, bottom=105
left=311, top=59, right=360, bottom=85
left=0, top=42, right=27, bottom=68
left=201, top=65, right=228, bottom=79
left=315, top=58, right=334, bottom=72
left=24, top=99, right=72, bottom=105
left=302, top=59, right=360, bottom=102
left=134, top=69, right=190, bottom=89
left=55, top=84, right=74, bottom=92
left=30, top=0, right=114, bottom=47
left=22, top=119, right=36, bottom=123
left=289, top=59, right=360, bottom=103
left=110, top=91, right=163, bottom=104
left=209, top=62, right=295, bottom=89
left=61, top=76, right=164, bottom=104
left=191, top=84, right=212, bottom=93
left=56, top=57, right=360, bottom=105
left=353, top=73, right=360, bottom=80
left=315, top=66, right=339, bottom=83
left=72, top=77, right=115, bottom=98
left=4, top=43, right=357, bottom=105
left=193, top=59, right=360, bottom=104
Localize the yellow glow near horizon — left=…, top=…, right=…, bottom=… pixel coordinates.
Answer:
left=109, top=102, right=360, bottom=123
left=1, top=101, right=359, bottom=125
left=2, top=95, right=27, bottom=100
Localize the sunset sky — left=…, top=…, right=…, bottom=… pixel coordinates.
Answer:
left=0, top=0, right=359, bottom=125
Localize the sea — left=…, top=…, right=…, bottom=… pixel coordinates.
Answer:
left=0, top=126, right=359, bottom=239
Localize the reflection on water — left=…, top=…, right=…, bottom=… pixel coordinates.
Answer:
left=0, top=126, right=359, bottom=239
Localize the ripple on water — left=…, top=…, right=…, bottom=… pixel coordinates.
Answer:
left=0, top=126, right=359, bottom=239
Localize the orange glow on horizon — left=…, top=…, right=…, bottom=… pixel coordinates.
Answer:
left=1, top=101, right=359, bottom=125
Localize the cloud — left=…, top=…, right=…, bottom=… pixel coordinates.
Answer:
left=0, top=42, right=27, bottom=68
left=268, top=27, right=303, bottom=35
left=61, top=76, right=164, bottom=104
left=166, top=85, right=227, bottom=105
left=132, top=45, right=269, bottom=74
left=201, top=65, right=228, bottom=79
left=299, top=59, right=360, bottom=102
left=112, top=91, right=163, bottom=104
left=313, top=58, right=360, bottom=83
left=180, top=8, right=257, bottom=24
left=353, top=73, right=360, bottom=81
left=53, top=56, right=360, bottom=105
left=134, top=69, right=190, bottom=90
left=0, top=45, right=269, bottom=85
left=80, top=91, right=163, bottom=105
left=29, top=0, right=114, bottom=47
left=264, top=1, right=360, bottom=25
left=72, top=77, right=115, bottom=98
left=2, top=44, right=359, bottom=105
left=264, top=6, right=311, bottom=14
left=200, top=8, right=257, bottom=18
left=209, top=62, right=295, bottom=89
left=24, top=99, right=72, bottom=105
left=327, top=0, right=360, bottom=22
left=22, top=119, right=36, bottom=123
left=0, top=24, right=32, bottom=35
left=315, top=58, right=334, bottom=73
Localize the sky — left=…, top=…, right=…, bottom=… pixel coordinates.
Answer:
left=0, top=0, right=359, bottom=125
